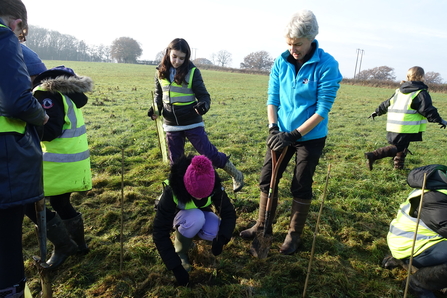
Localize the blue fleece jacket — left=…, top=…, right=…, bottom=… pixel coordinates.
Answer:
left=267, top=40, right=342, bottom=142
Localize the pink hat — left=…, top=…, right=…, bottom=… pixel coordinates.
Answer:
left=183, top=156, right=215, bottom=198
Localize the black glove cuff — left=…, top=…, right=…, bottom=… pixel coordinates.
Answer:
left=289, top=129, right=302, bottom=140
left=269, top=126, right=280, bottom=134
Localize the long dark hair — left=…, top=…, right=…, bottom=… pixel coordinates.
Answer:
left=158, top=38, right=191, bottom=85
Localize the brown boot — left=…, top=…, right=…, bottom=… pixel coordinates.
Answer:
left=280, top=198, right=311, bottom=255
left=239, top=192, right=277, bottom=239
left=364, top=145, right=398, bottom=170
left=393, top=149, right=408, bottom=170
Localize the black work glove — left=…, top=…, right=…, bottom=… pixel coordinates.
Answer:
left=439, top=119, right=447, bottom=129
left=147, top=107, right=155, bottom=119
left=266, top=125, right=280, bottom=147
left=267, top=130, right=302, bottom=151
left=194, top=102, right=208, bottom=115
left=368, top=112, right=378, bottom=120
left=211, top=236, right=227, bottom=256
left=172, top=265, right=189, bottom=286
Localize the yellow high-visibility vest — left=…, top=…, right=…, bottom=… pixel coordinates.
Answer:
left=35, top=86, right=92, bottom=196
left=164, top=180, right=213, bottom=209
left=386, top=89, right=427, bottom=133
left=159, top=68, right=196, bottom=106
left=387, top=189, right=447, bottom=259
left=0, top=23, right=27, bottom=134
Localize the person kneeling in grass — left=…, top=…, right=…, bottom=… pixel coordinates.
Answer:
left=153, top=155, right=236, bottom=286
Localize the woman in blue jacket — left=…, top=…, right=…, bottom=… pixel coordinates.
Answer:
left=0, top=1, right=48, bottom=296
left=240, top=10, right=342, bottom=255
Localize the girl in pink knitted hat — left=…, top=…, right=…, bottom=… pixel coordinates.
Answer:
left=153, top=155, right=236, bottom=286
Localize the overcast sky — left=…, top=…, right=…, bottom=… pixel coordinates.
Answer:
left=23, top=0, right=447, bottom=81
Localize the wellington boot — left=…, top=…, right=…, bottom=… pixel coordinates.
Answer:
left=239, top=191, right=277, bottom=239
left=280, top=198, right=311, bottom=255
left=407, top=263, right=447, bottom=298
left=174, top=230, right=194, bottom=272
left=364, top=145, right=398, bottom=170
left=63, top=213, right=89, bottom=254
left=223, top=159, right=244, bottom=192
left=46, top=213, right=78, bottom=269
left=393, top=149, right=408, bottom=170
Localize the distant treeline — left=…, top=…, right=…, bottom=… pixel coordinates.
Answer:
left=343, top=78, right=447, bottom=94
left=25, top=25, right=112, bottom=62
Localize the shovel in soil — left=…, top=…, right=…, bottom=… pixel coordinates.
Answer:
left=250, top=147, right=289, bottom=258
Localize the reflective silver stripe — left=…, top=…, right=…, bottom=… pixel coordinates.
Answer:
left=388, top=109, right=418, bottom=114
left=65, top=95, right=77, bottom=128
left=59, top=125, right=86, bottom=138
left=177, top=202, right=186, bottom=209
left=389, top=203, right=436, bottom=239
left=169, top=86, right=194, bottom=94
left=389, top=225, right=439, bottom=241
left=163, top=94, right=195, bottom=103
left=387, top=119, right=427, bottom=125
left=43, top=150, right=90, bottom=163
left=56, top=94, right=86, bottom=138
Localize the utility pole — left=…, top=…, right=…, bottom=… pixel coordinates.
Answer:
left=191, top=48, right=197, bottom=61
left=358, top=49, right=365, bottom=75
left=353, top=49, right=365, bottom=79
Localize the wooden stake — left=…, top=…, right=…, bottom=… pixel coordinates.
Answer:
left=403, top=172, right=427, bottom=298
left=303, top=164, right=331, bottom=298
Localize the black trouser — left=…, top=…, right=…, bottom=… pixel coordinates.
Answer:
left=25, top=192, right=77, bottom=224
left=259, top=137, right=326, bottom=200
left=0, top=205, right=25, bottom=288
left=393, top=141, right=410, bottom=153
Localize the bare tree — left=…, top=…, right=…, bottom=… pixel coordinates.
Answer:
left=110, top=37, right=143, bottom=63
left=240, top=51, right=273, bottom=71
left=26, top=25, right=110, bottom=62
left=356, top=66, right=396, bottom=81
left=214, top=50, right=232, bottom=67
left=155, top=51, right=164, bottom=64
left=425, top=71, right=444, bottom=85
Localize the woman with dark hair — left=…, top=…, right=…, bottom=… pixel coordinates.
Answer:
left=148, top=38, right=244, bottom=192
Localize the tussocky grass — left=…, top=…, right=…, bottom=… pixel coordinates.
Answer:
left=22, top=61, right=447, bottom=297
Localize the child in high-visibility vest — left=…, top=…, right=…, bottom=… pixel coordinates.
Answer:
left=153, top=155, right=236, bottom=286
left=365, top=66, right=447, bottom=170
left=383, top=164, right=447, bottom=297
left=147, top=38, right=244, bottom=192
left=21, top=62, right=93, bottom=270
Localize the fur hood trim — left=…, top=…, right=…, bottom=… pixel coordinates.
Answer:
left=39, top=76, right=93, bottom=94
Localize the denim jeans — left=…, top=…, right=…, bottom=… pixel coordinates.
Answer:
left=410, top=240, right=447, bottom=268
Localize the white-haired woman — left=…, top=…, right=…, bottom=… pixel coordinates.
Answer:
left=240, top=9, right=342, bottom=255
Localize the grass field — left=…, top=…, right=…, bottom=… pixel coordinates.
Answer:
left=22, top=61, right=447, bottom=297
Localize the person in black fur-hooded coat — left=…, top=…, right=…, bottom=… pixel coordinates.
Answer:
left=153, top=154, right=236, bottom=286
left=383, top=164, right=447, bottom=297
left=24, top=65, right=93, bottom=270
